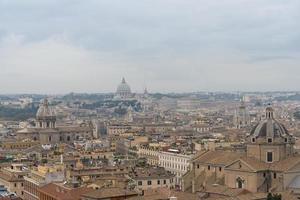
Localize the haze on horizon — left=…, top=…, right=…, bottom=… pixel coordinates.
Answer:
left=0, top=0, right=299, bottom=94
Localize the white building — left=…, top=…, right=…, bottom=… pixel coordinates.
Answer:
left=138, top=146, right=160, bottom=166
left=158, top=150, right=192, bottom=188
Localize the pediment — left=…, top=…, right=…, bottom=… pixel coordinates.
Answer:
left=225, top=159, right=255, bottom=172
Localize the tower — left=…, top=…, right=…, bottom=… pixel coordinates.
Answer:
left=233, top=99, right=250, bottom=129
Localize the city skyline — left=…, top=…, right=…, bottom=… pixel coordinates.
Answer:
left=1, top=0, right=300, bottom=93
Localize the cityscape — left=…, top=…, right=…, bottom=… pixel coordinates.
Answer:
left=1, top=1, right=300, bottom=200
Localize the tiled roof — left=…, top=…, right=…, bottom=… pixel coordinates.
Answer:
left=38, top=183, right=92, bottom=200
left=270, top=155, right=300, bottom=171
left=81, top=187, right=138, bottom=199
left=194, top=151, right=245, bottom=166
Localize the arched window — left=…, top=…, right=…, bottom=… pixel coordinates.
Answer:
left=236, top=177, right=245, bottom=189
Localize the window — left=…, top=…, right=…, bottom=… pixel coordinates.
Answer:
left=14, top=183, right=17, bottom=187
left=147, top=180, right=152, bottom=185
left=267, top=138, right=272, bottom=143
left=157, top=180, right=160, bottom=185
left=236, top=177, right=244, bottom=189
left=49, top=136, right=52, bottom=142
left=197, top=164, right=200, bottom=169
left=285, top=138, right=288, bottom=143
left=208, top=165, right=210, bottom=170
left=273, top=173, right=277, bottom=179
left=267, top=152, right=273, bottom=163
left=263, top=172, right=266, bottom=177
left=252, top=138, right=255, bottom=143
left=219, top=167, right=222, bottom=172
left=138, top=181, right=142, bottom=186
left=47, top=122, right=50, bottom=128
left=163, top=180, right=166, bottom=184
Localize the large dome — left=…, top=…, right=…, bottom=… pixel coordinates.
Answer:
left=36, top=99, right=56, bottom=120
left=116, top=77, right=131, bottom=98
left=248, top=106, right=292, bottom=143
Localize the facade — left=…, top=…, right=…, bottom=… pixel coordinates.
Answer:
left=17, top=99, right=93, bottom=144
left=107, top=124, right=131, bottom=136
left=158, top=151, right=192, bottom=188
left=138, top=146, right=160, bottom=166
left=0, top=140, right=39, bottom=150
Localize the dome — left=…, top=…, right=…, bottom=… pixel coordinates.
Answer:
left=116, top=77, right=131, bottom=98
left=249, top=106, right=291, bottom=141
left=36, top=99, right=56, bottom=120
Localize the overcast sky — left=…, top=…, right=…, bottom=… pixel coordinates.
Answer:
left=0, top=0, right=299, bottom=94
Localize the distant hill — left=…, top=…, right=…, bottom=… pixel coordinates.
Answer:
left=0, top=104, right=38, bottom=121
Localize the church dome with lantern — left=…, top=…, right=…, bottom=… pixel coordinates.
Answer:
left=247, top=106, right=294, bottom=163
left=249, top=106, right=292, bottom=142
left=115, top=77, right=132, bottom=99
left=36, top=98, right=56, bottom=128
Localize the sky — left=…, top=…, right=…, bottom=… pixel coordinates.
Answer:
left=0, top=0, right=300, bottom=94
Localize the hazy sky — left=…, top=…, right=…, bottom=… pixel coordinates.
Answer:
left=0, top=0, right=299, bottom=94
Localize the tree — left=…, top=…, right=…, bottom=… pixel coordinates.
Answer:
left=267, top=193, right=282, bottom=200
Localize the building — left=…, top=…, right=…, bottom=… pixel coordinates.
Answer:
left=129, top=167, right=175, bottom=191
left=233, top=100, right=251, bottom=129
left=158, top=150, right=192, bottom=188
left=23, top=164, right=65, bottom=200
left=0, top=139, right=39, bottom=150
left=138, top=146, right=160, bottom=166
left=107, top=124, right=131, bottom=136
left=0, top=164, right=29, bottom=199
left=114, top=78, right=132, bottom=99
left=37, top=183, right=92, bottom=200
left=17, top=99, right=94, bottom=144
left=183, top=106, right=300, bottom=195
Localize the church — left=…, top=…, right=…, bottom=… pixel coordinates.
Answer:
left=17, top=99, right=94, bottom=144
left=114, top=77, right=134, bottom=100
left=183, top=106, right=300, bottom=195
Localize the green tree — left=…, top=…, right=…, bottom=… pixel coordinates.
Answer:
left=267, top=193, right=282, bottom=200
